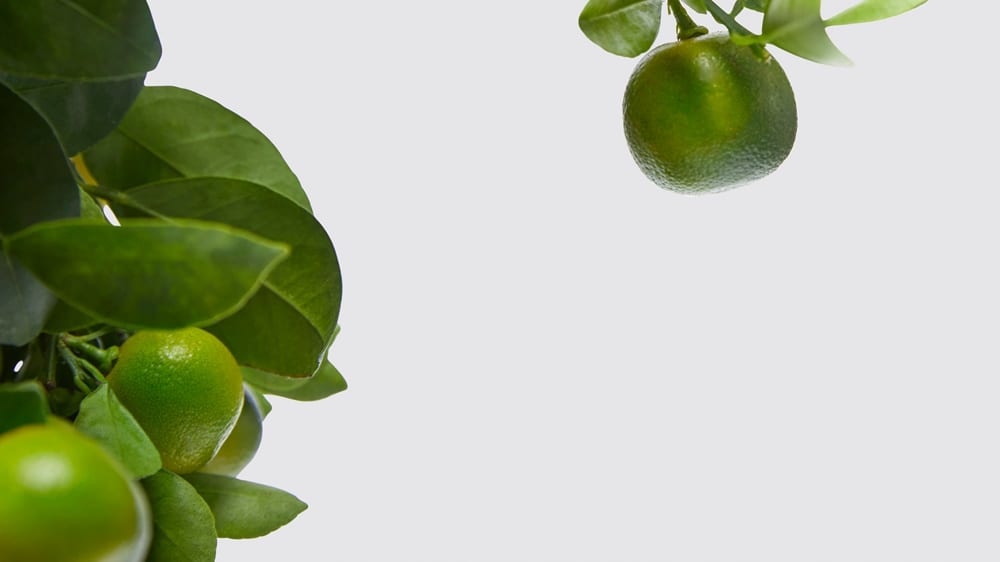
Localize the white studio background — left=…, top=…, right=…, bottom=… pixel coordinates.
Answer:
left=144, top=2, right=1000, bottom=561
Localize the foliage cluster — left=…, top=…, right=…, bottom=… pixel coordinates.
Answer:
left=1, top=2, right=346, bottom=560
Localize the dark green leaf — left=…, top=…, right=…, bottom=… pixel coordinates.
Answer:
left=114, top=177, right=341, bottom=376
left=0, top=72, right=144, bottom=155
left=0, top=257, right=57, bottom=346
left=826, top=0, right=927, bottom=26
left=762, top=0, right=850, bottom=65
left=0, top=83, right=78, bottom=345
left=210, top=290, right=326, bottom=377
left=141, top=470, right=217, bottom=562
left=0, top=0, right=160, bottom=80
left=744, top=0, right=768, bottom=12
left=82, top=86, right=311, bottom=212
left=579, top=0, right=663, bottom=58
left=183, top=473, right=307, bottom=539
left=0, top=381, right=48, bottom=435
left=5, top=218, right=289, bottom=330
left=43, top=299, right=97, bottom=333
left=74, top=384, right=161, bottom=478
left=242, top=359, right=347, bottom=402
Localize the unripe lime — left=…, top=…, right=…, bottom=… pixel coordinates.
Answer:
left=623, top=33, right=797, bottom=194
left=0, top=420, right=151, bottom=562
left=108, top=327, right=244, bottom=474
left=199, top=386, right=263, bottom=476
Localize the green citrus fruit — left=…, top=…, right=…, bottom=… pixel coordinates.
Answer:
left=199, top=386, right=263, bottom=476
left=623, top=33, right=797, bottom=194
left=107, top=327, right=244, bottom=474
left=0, top=420, right=151, bottom=562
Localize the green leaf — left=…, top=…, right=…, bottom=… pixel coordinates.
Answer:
left=45, top=186, right=101, bottom=334
left=141, top=470, right=217, bottom=562
left=113, top=177, right=341, bottom=376
left=826, top=0, right=927, bottom=26
left=182, top=473, right=308, bottom=539
left=0, top=0, right=160, bottom=81
left=79, top=187, right=105, bottom=219
left=43, top=300, right=97, bottom=334
left=0, top=82, right=78, bottom=345
left=39, top=197, right=104, bottom=335
left=246, top=385, right=272, bottom=419
left=82, top=86, right=312, bottom=212
left=242, top=359, right=347, bottom=402
left=743, top=0, right=768, bottom=12
left=74, top=384, right=161, bottom=478
left=0, top=257, right=56, bottom=346
left=579, top=0, right=663, bottom=58
left=762, top=0, right=850, bottom=65
left=5, top=218, right=289, bottom=330
left=681, top=0, right=707, bottom=13
left=0, top=72, right=144, bottom=155
left=0, top=381, right=48, bottom=435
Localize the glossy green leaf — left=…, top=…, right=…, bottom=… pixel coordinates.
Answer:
left=826, top=0, right=927, bottom=26
left=744, top=0, right=768, bottom=12
left=0, top=381, right=48, bottom=435
left=0, top=83, right=78, bottom=345
left=111, top=177, right=341, bottom=376
left=0, top=0, right=160, bottom=81
left=183, top=473, right=307, bottom=539
left=0, top=72, right=144, bottom=155
left=242, top=359, right=347, bottom=402
left=142, top=470, right=217, bottom=562
left=5, top=219, right=289, bottom=330
left=74, top=384, right=161, bottom=479
left=82, top=86, right=311, bottom=212
left=762, top=0, right=850, bottom=65
left=579, top=0, right=663, bottom=58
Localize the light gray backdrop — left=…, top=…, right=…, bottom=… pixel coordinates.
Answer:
left=145, top=1, right=1000, bottom=560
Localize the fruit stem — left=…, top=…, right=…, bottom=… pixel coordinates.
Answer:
left=56, top=338, right=110, bottom=393
left=667, top=0, right=708, bottom=40
left=56, top=342, right=94, bottom=393
left=61, top=335, right=118, bottom=374
left=66, top=326, right=114, bottom=343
